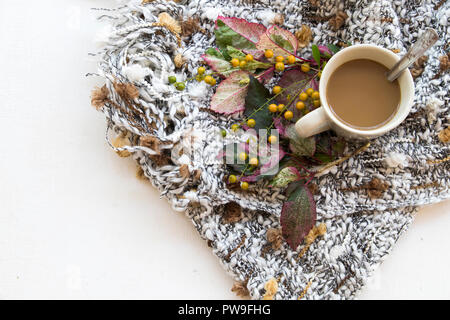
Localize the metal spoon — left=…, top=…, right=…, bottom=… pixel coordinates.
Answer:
left=386, top=28, right=439, bottom=82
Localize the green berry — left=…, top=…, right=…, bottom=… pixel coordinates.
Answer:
left=221, top=129, right=227, bottom=137
left=175, top=82, right=186, bottom=91
left=168, top=76, right=177, bottom=84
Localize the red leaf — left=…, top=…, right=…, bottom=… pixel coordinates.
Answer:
left=202, top=48, right=233, bottom=77
left=240, top=145, right=286, bottom=182
left=273, top=117, right=287, bottom=137
left=276, top=69, right=309, bottom=105
left=216, top=16, right=267, bottom=44
left=256, top=25, right=299, bottom=58
left=280, top=185, right=316, bottom=250
left=210, top=70, right=250, bottom=114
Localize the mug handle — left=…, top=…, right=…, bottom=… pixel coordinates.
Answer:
left=295, top=107, right=330, bottom=138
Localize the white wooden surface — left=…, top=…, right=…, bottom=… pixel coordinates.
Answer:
left=0, top=0, right=448, bottom=299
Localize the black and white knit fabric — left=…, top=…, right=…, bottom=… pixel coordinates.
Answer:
left=90, top=0, right=449, bottom=299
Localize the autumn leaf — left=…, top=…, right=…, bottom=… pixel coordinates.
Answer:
left=273, top=117, right=286, bottom=137
left=286, top=125, right=316, bottom=157
left=276, top=69, right=309, bottom=106
left=280, top=184, right=316, bottom=250
left=256, top=25, right=299, bottom=59
left=210, top=70, right=251, bottom=114
left=202, top=48, right=235, bottom=76
left=313, top=134, right=346, bottom=163
left=226, top=46, right=272, bottom=71
left=244, top=75, right=274, bottom=130
left=241, top=144, right=286, bottom=182
left=318, top=45, right=332, bottom=59
left=222, top=142, right=253, bottom=174
left=215, top=17, right=266, bottom=57
left=270, top=167, right=302, bottom=188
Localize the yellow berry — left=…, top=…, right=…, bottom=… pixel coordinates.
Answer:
left=275, top=62, right=285, bottom=72
left=313, top=99, right=321, bottom=108
left=247, top=119, right=256, bottom=128
left=301, top=63, right=310, bottom=73
left=284, top=110, right=294, bottom=120
left=265, top=49, right=274, bottom=58
left=231, top=58, right=240, bottom=67
left=240, top=181, right=249, bottom=190
left=306, top=88, right=314, bottom=96
left=197, top=67, right=206, bottom=75
left=273, top=86, right=282, bottom=94
left=287, top=55, right=296, bottom=64
left=318, top=71, right=322, bottom=78
left=239, top=152, right=248, bottom=161
left=277, top=104, right=285, bottom=112
left=228, top=175, right=237, bottom=183
left=275, top=56, right=284, bottom=62
left=240, top=60, right=247, bottom=68
left=268, top=135, right=277, bottom=144
left=204, top=75, right=213, bottom=84
left=231, top=124, right=240, bottom=131
left=269, top=104, right=278, bottom=113
left=296, top=101, right=305, bottom=110
left=245, top=54, right=253, bottom=62
left=299, top=92, right=308, bottom=101
left=249, top=157, right=259, bottom=166
left=311, top=91, right=320, bottom=100
left=209, top=78, right=217, bottom=86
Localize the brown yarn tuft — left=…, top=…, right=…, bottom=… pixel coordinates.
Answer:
left=438, top=126, right=450, bottom=143
left=91, top=85, right=109, bottom=110
left=193, top=169, right=202, bottom=182
left=266, top=228, right=283, bottom=250
left=222, top=202, right=242, bottom=224
left=231, top=279, right=250, bottom=298
left=140, top=135, right=162, bottom=154
left=174, top=53, right=187, bottom=69
left=409, top=55, right=428, bottom=79
left=365, top=178, right=389, bottom=199
left=271, top=13, right=285, bottom=25
left=439, top=53, right=449, bottom=72
left=180, top=164, right=190, bottom=179
left=328, top=11, right=348, bottom=31
left=180, top=16, right=205, bottom=36
left=113, top=82, right=139, bottom=100
left=295, top=25, right=312, bottom=49
left=149, top=153, right=170, bottom=167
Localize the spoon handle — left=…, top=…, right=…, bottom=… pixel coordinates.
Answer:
left=386, top=28, right=439, bottom=82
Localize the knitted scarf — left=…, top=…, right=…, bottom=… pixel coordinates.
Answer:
left=90, top=0, right=449, bottom=299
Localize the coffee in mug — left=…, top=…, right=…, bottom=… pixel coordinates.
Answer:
left=326, top=59, right=401, bottom=130
left=295, top=44, right=415, bottom=140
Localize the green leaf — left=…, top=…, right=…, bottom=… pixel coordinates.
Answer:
left=256, top=25, right=298, bottom=58
left=226, top=46, right=272, bottom=71
left=270, top=167, right=301, bottom=188
left=244, top=76, right=274, bottom=131
left=280, top=184, right=316, bottom=250
left=286, top=125, right=316, bottom=157
left=311, top=44, right=321, bottom=68
left=327, top=43, right=341, bottom=54
left=223, top=143, right=252, bottom=175
left=214, top=18, right=266, bottom=54
left=202, top=48, right=234, bottom=76
left=270, top=34, right=294, bottom=52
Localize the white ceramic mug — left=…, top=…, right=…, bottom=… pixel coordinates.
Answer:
left=295, top=44, right=415, bottom=140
